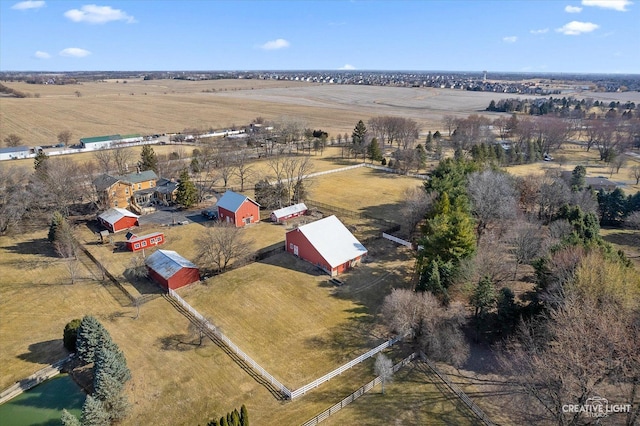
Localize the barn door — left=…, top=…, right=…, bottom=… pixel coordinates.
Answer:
left=293, top=245, right=298, bottom=256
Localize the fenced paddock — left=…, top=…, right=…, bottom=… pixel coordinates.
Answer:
left=167, top=288, right=402, bottom=400
left=301, top=353, right=417, bottom=425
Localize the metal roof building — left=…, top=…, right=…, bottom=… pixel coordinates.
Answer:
left=285, top=215, right=368, bottom=276
left=97, top=207, right=139, bottom=233
left=145, top=249, right=200, bottom=290
left=271, top=203, right=308, bottom=222
left=216, top=190, right=260, bottom=227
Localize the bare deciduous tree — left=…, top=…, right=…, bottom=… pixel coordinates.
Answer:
left=113, top=147, right=133, bottom=175
left=508, top=220, right=545, bottom=280
left=400, top=186, right=435, bottom=237
left=3, top=133, right=22, bottom=147
left=234, top=151, right=254, bottom=192
left=630, top=165, right=640, bottom=185
left=57, top=130, right=73, bottom=147
left=467, top=170, right=518, bottom=238
left=94, top=149, right=114, bottom=174
left=195, top=223, right=254, bottom=273
left=374, top=353, right=394, bottom=395
left=381, top=289, right=469, bottom=367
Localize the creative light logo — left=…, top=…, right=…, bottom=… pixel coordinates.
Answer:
left=563, top=396, right=631, bottom=418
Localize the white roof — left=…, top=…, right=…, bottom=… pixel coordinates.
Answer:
left=272, top=203, right=307, bottom=219
left=98, top=207, right=139, bottom=225
left=291, top=215, right=367, bottom=268
left=145, top=249, right=197, bottom=279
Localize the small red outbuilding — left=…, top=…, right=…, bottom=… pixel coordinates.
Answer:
left=270, top=203, right=307, bottom=223
left=285, top=215, right=368, bottom=276
left=126, top=232, right=165, bottom=252
left=216, top=190, right=260, bottom=227
left=98, top=207, right=139, bottom=233
left=145, top=249, right=200, bottom=290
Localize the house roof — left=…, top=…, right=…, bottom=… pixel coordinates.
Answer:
left=145, top=249, right=197, bottom=280
left=290, top=215, right=367, bottom=268
left=0, top=145, right=30, bottom=154
left=155, top=179, right=178, bottom=194
left=272, top=203, right=307, bottom=219
left=93, top=174, right=120, bottom=191
left=98, top=207, right=139, bottom=225
left=120, top=170, right=158, bottom=184
left=585, top=177, right=616, bottom=188
left=216, top=190, right=260, bottom=213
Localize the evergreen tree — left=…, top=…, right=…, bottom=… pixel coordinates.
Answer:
left=425, top=131, right=433, bottom=152
left=61, top=409, right=81, bottom=426
left=48, top=211, right=64, bottom=242
left=351, top=120, right=367, bottom=160
left=240, top=404, right=249, bottom=426
left=175, top=169, right=198, bottom=208
left=367, top=137, right=383, bottom=163
left=231, top=409, right=241, bottom=426
left=34, top=150, right=49, bottom=173
left=139, top=145, right=158, bottom=173
left=94, top=345, right=131, bottom=385
left=220, top=416, right=229, bottom=426
left=63, top=318, right=82, bottom=353
left=471, top=276, right=496, bottom=320
left=81, top=395, right=109, bottom=426
left=94, top=367, right=124, bottom=402
left=207, top=419, right=220, bottom=426
left=76, top=315, right=106, bottom=364
left=415, top=144, right=427, bottom=172
left=496, top=287, right=518, bottom=335
left=570, top=165, right=586, bottom=191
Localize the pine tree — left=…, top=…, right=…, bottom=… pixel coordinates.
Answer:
left=570, top=165, right=586, bottom=191
left=207, top=419, right=220, bottom=426
left=240, top=404, right=249, bottom=426
left=471, top=276, right=496, bottom=320
left=425, top=131, right=433, bottom=152
left=61, top=409, right=81, bottom=426
left=231, top=409, right=241, bottom=426
left=220, top=416, right=229, bottom=426
left=367, top=137, right=383, bottom=163
left=95, top=345, right=131, bottom=385
left=175, top=169, right=198, bottom=208
left=139, top=145, right=158, bottom=173
left=76, top=316, right=104, bottom=364
left=351, top=120, right=367, bottom=160
left=81, top=395, right=110, bottom=426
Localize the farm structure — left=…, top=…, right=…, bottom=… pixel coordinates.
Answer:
left=80, top=134, right=144, bottom=150
left=97, top=207, right=139, bottom=233
left=125, top=232, right=165, bottom=252
left=270, top=203, right=308, bottom=223
left=145, top=249, right=200, bottom=290
left=285, top=215, right=368, bottom=276
left=0, top=145, right=30, bottom=160
left=216, top=190, right=260, bottom=227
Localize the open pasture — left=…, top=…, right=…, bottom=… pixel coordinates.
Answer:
left=1, top=78, right=542, bottom=147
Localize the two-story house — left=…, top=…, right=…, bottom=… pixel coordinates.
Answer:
left=94, top=170, right=158, bottom=209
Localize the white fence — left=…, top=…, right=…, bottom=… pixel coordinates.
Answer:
left=290, top=336, right=401, bottom=399
left=301, top=353, right=417, bottom=425
left=167, top=289, right=405, bottom=400
left=382, top=233, right=413, bottom=248
left=167, top=289, right=292, bottom=398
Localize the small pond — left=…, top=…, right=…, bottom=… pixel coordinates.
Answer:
left=0, top=374, right=85, bottom=426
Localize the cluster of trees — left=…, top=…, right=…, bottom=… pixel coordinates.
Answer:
left=597, top=187, right=640, bottom=227
left=487, top=96, right=637, bottom=118
left=253, top=153, right=313, bottom=209
left=62, top=316, right=131, bottom=426
left=205, top=405, right=249, bottom=426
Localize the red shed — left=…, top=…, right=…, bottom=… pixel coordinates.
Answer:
left=216, top=191, right=260, bottom=227
left=98, top=207, right=139, bottom=233
left=145, top=249, right=200, bottom=290
left=270, top=203, right=308, bottom=222
left=285, top=215, right=368, bottom=276
left=126, top=232, right=165, bottom=252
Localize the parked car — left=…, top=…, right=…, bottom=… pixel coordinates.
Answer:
left=201, top=208, right=218, bottom=220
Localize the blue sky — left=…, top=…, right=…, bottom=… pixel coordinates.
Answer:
left=1, top=0, right=638, bottom=73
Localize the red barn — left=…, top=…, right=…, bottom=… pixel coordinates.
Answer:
left=125, top=232, right=165, bottom=252
left=285, top=215, right=368, bottom=276
left=270, top=203, right=307, bottom=223
left=98, top=207, right=139, bottom=233
left=145, top=249, right=200, bottom=290
left=216, top=191, right=260, bottom=227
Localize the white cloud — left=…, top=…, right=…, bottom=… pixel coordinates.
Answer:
left=11, top=1, right=45, bottom=10
left=565, top=5, right=583, bottom=12
left=556, top=21, right=599, bottom=35
left=503, top=36, right=518, bottom=43
left=339, top=64, right=356, bottom=70
left=582, top=0, right=632, bottom=11
left=259, top=38, right=290, bottom=50
left=34, top=51, right=51, bottom=59
left=59, top=48, right=91, bottom=57
left=530, top=28, right=549, bottom=34
left=64, top=4, right=136, bottom=24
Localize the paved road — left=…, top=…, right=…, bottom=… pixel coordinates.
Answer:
left=138, top=206, right=210, bottom=227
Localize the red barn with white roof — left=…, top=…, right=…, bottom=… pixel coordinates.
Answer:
left=216, top=190, right=260, bottom=227
left=125, top=232, right=165, bottom=252
left=285, top=215, right=368, bottom=276
left=145, top=249, right=200, bottom=290
left=97, top=207, right=139, bottom=233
